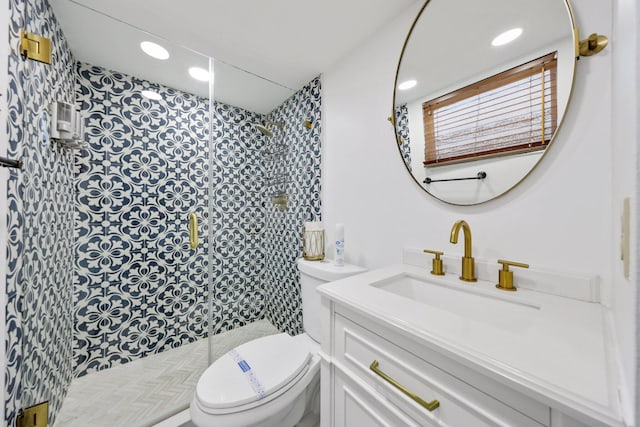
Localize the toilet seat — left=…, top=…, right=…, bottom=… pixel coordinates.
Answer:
left=195, top=333, right=313, bottom=415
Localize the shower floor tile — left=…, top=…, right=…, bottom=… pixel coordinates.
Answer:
left=55, top=319, right=279, bottom=427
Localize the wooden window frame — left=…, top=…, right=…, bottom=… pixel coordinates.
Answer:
left=422, top=52, right=558, bottom=167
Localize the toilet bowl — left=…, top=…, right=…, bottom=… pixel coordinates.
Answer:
left=190, top=259, right=366, bottom=427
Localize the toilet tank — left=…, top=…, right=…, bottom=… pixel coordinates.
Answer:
left=297, top=259, right=366, bottom=342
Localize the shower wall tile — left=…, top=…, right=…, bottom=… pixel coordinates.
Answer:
left=208, top=79, right=322, bottom=336
left=5, top=0, right=76, bottom=424
left=209, top=103, right=270, bottom=334
left=263, top=77, right=322, bottom=334
left=73, top=63, right=210, bottom=376
left=5, top=21, right=323, bottom=422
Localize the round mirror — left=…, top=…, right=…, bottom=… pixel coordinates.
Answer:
left=394, top=0, right=577, bottom=205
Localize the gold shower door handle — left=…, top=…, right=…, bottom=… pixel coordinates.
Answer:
left=189, top=212, right=198, bottom=249
left=369, top=360, right=440, bottom=412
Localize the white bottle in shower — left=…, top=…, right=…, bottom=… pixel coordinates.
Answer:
left=334, top=223, right=344, bottom=267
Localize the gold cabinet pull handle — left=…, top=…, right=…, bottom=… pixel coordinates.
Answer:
left=369, top=360, right=440, bottom=412
left=189, top=212, right=198, bottom=249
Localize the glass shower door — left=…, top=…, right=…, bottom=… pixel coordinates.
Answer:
left=8, top=1, right=77, bottom=425
left=9, top=2, right=214, bottom=425
left=206, top=60, right=296, bottom=364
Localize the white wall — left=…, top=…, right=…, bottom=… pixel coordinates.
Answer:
left=611, top=0, right=639, bottom=422
left=0, top=0, right=9, bottom=421
left=323, top=0, right=635, bottom=421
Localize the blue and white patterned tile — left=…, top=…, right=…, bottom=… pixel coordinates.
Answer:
left=5, top=0, right=76, bottom=424
left=119, top=315, right=168, bottom=357
left=158, top=126, right=199, bottom=161
left=6, top=22, right=322, bottom=424
left=120, top=149, right=169, bottom=189
left=119, top=204, right=168, bottom=242
left=395, top=104, right=412, bottom=170
left=259, top=77, right=322, bottom=334
left=157, top=179, right=199, bottom=213
left=77, top=173, right=134, bottom=213
left=121, top=93, right=169, bottom=131
left=84, top=113, right=135, bottom=153
left=73, top=62, right=210, bottom=376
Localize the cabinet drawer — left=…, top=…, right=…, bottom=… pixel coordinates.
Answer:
left=333, top=366, right=427, bottom=427
left=334, top=313, right=546, bottom=427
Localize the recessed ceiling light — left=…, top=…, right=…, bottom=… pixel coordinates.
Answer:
left=140, top=41, right=169, bottom=60
left=141, top=90, right=162, bottom=100
left=492, top=28, right=523, bottom=47
left=398, top=80, right=417, bottom=91
left=188, top=66, right=210, bottom=82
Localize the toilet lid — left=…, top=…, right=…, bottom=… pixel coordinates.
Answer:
left=196, top=333, right=312, bottom=410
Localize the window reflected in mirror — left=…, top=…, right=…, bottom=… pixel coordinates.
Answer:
left=422, top=52, right=557, bottom=166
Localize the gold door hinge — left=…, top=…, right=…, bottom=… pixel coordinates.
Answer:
left=20, top=29, right=51, bottom=64
left=16, top=401, right=48, bottom=427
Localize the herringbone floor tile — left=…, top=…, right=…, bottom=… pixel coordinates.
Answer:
left=56, top=320, right=279, bottom=427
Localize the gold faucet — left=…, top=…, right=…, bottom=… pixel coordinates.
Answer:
left=449, top=220, right=477, bottom=282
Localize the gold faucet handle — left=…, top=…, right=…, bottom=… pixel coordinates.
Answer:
left=496, top=259, right=529, bottom=291
left=423, top=249, right=443, bottom=257
left=497, top=260, right=529, bottom=270
left=423, top=249, right=445, bottom=276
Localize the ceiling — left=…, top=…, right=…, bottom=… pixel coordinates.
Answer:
left=50, top=0, right=420, bottom=114
left=394, top=0, right=574, bottom=105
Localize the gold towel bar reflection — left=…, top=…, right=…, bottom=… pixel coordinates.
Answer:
left=189, top=213, right=198, bottom=249
left=369, top=360, right=440, bottom=412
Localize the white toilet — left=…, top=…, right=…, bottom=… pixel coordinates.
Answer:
left=190, top=259, right=366, bottom=427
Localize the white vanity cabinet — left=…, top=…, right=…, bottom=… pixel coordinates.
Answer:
left=321, top=303, right=550, bottom=427
left=318, top=263, right=624, bottom=427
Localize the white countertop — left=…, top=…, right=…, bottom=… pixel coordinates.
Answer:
left=317, top=263, right=623, bottom=427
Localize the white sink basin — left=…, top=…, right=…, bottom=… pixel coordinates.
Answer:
left=369, top=273, right=540, bottom=327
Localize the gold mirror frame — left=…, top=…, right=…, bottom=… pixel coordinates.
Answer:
left=393, top=0, right=579, bottom=206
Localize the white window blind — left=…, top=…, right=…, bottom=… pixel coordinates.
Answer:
left=423, top=52, right=557, bottom=166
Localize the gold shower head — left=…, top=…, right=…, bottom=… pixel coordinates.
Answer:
left=255, top=124, right=273, bottom=137
left=255, top=120, right=285, bottom=137
left=265, top=120, right=284, bottom=129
